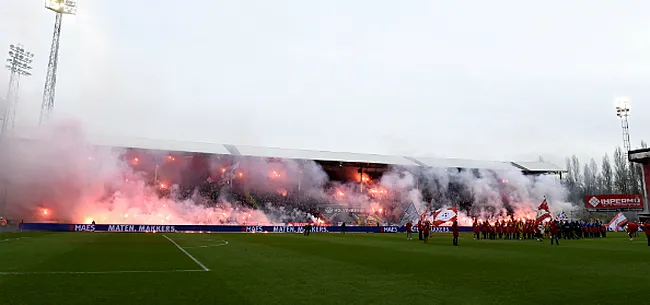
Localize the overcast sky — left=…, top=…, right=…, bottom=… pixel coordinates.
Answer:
left=1, top=0, right=649, bottom=166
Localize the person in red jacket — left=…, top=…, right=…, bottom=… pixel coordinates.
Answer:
left=550, top=220, right=560, bottom=246
left=405, top=221, right=413, bottom=240
left=423, top=222, right=431, bottom=244
left=473, top=220, right=480, bottom=240
left=643, top=221, right=650, bottom=246
left=534, top=223, right=543, bottom=242
left=627, top=222, right=638, bottom=241
left=417, top=220, right=424, bottom=241
left=482, top=221, right=488, bottom=240
left=496, top=221, right=502, bottom=239
left=452, top=220, right=459, bottom=246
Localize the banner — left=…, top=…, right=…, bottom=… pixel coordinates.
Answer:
left=605, top=212, right=627, bottom=232
left=19, top=223, right=475, bottom=233
left=584, top=194, right=644, bottom=211
left=535, top=198, right=552, bottom=224
left=431, top=207, right=458, bottom=226
left=321, top=206, right=366, bottom=217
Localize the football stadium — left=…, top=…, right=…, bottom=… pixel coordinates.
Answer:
left=1, top=130, right=650, bottom=305
left=2, top=2, right=650, bottom=303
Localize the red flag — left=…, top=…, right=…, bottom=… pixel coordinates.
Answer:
left=432, top=207, right=458, bottom=226
left=535, top=198, right=552, bottom=224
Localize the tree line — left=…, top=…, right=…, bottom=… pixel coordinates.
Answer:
left=563, top=140, right=647, bottom=205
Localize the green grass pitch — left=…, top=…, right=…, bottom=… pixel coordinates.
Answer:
left=0, top=231, right=648, bottom=305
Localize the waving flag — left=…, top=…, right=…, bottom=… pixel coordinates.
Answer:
left=432, top=207, right=458, bottom=226
left=535, top=198, right=552, bottom=224
left=556, top=211, right=569, bottom=221
left=605, top=212, right=627, bottom=232
left=400, top=202, right=421, bottom=225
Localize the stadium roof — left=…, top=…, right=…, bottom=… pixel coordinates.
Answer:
left=412, top=156, right=519, bottom=171
left=92, top=136, right=232, bottom=155
left=12, top=133, right=564, bottom=172
left=510, top=161, right=566, bottom=173
left=231, top=145, right=418, bottom=166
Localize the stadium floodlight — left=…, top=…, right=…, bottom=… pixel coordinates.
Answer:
left=615, top=97, right=630, bottom=118
left=614, top=97, right=631, bottom=158
left=41, top=0, right=78, bottom=124
left=45, top=0, right=78, bottom=15
left=2, top=44, right=34, bottom=136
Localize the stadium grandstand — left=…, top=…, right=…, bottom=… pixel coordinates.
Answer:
left=8, top=133, right=566, bottom=225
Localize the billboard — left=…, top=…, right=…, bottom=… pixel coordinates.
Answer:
left=19, top=223, right=475, bottom=233
left=584, top=194, right=644, bottom=211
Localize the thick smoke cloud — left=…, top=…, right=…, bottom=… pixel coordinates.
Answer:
left=0, top=121, right=573, bottom=225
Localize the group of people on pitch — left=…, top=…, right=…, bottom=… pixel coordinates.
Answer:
left=404, top=220, right=460, bottom=246
left=471, top=219, right=612, bottom=241
left=471, top=219, right=562, bottom=245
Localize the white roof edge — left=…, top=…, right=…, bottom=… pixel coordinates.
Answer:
left=11, top=134, right=561, bottom=171
left=511, top=161, right=566, bottom=172
left=231, top=144, right=419, bottom=166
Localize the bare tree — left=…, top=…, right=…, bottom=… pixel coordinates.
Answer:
left=561, top=155, right=585, bottom=204
left=571, top=155, right=583, bottom=191
left=564, top=157, right=575, bottom=189
left=613, top=147, right=629, bottom=193
left=600, top=153, right=613, bottom=194
left=588, top=158, right=600, bottom=194
left=583, top=164, right=594, bottom=195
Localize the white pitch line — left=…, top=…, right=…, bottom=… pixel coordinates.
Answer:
left=184, top=240, right=229, bottom=248
left=162, top=234, right=210, bottom=272
left=1, top=237, right=31, bottom=243
left=0, top=269, right=205, bottom=275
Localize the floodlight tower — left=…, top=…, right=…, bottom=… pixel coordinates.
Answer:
left=40, top=0, right=78, bottom=124
left=615, top=97, right=631, bottom=158
left=2, top=44, right=34, bottom=136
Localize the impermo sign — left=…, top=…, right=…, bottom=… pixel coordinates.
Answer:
left=584, top=194, right=644, bottom=211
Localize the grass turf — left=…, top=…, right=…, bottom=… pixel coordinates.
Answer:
left=0, top=231, right=648, bottom=305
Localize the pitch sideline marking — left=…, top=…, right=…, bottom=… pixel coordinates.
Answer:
left=162, top=234, right=210, bottom=272
left=1, top=237, right=31, bottom=243
left=184, top=240, right=229, bottom=249
left=0, top=269, right=205, bottom=275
